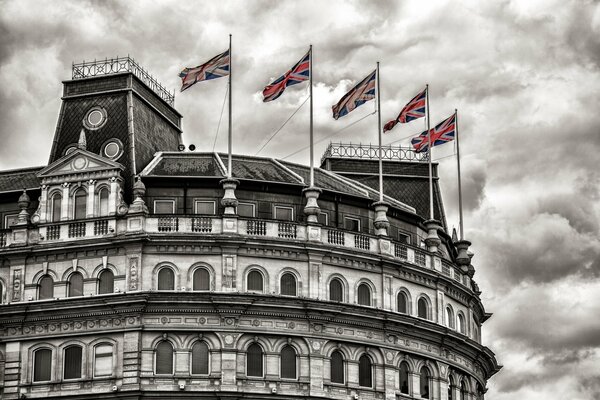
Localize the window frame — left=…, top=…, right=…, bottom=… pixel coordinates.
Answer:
left=330, top=350, right=345, bottom=384
left=246, top=343, right=264, bottom=378
left=93, top=343, right=114, bottom=378
left=399, top=361, right=410, bottom=394
left=50, top=192, right=62, bottom=222
left=280, top=345, right=298, bottom=380
left=247, top=269, right=264, bottom=293
left=72, top=188, right=87, bottom=220
left=446, top=306, right=455, bottom=329
left=417, top=296, right=430, bottom=320
left=397, top=291, right=409, bottom=314
left=97, top=269, right=115, bottom=295
left=190, top=341, right=210, bottom=376
left=153, top=199, right=176, bottom=214
left=193, top=200, right=216, bottom=215
left=157, top=267, right=176, bottom=291
left=154, top=340, right=175, bottom=375
left=237, top=202, right=256, bottom=218
left=67, top=271, right=84, bottom=298
left=357, top=282, right=372, bottom=306
left=4, top=213, right=19, bottom=229
left=38, top=275, right=54, bottom=300
left=32, top=347, right=53, bottom=383
left=343, top=216, right=361, bottom=232
left=274, top=205, right=294, bottom=221
left=358, top=354, right=373, bottom=388
left=398, top=231, right=411, bottom=245
left=63, top=344, right=83, bottom=380
left=280, top=272, right=297, bottom=296
left=317, top=211, right=329, bottom=226
left=329, top=278, right=344, bottom=302
left=97, top=187, right=110, bottom=217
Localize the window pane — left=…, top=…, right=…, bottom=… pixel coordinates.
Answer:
left=154, top=200, right=174, bottom=214
left=358, top=355, right=372, bottom=387
left=191, top=342, right=209, bottom=375
left=193, top=268, right=210, bottom=291
left=247, top=344, right=263, bottom=377
left=357, top=284, right=371, bottom=306
left=74, top=190, right=87, bottom=220
left=98, top=270, right=114, bottom=294
left=280, top=346, right=296, bottom=379
left=461, top=381, right=467, bottom=400
left=280, top=273, right=296, bottom=296
left=52, top=195, right=62, bottom=222
left=344, top=217, right=360, bottom=232
left=99, top=189, right=109, bottom=216
left=64, top=346, right=82, bottom=379
left=0, top=284, right=3, bottom=304
left=317, top=212, right=328, bottom=226
left=34, top=349, right=52, bottom=382
left=400, top=362, right=410, bottom=394
left=458, top=314, right=465, bottom=334
left=398, top=292, right=408, bottom=313
left=448, top=376, right=454, bottom=400
left=156, top=341, right=173, bottom=374
left=420, top=367, right=430, bottom=399
left=329, top=279, right=343, bottom=302
left=68, top=272, right=83, bottom=297
left=330, top=351, right=344, bottom=384
left=238, top=203, right=255, bottom=218
left=39, top=276, right=54, bottom=300
left=247, top=271, right=263, bottom=292
left=195, top=201, right=215, bottom=215
left=398, top=233, right=410, bottom=244
left=158, top=268, right=175, bottom=290
left=447, top=308, right=454, bottom=328
left=94, top=345, right=113, bottom=376
left=274, top=207, right=293, bottom=221
left=418, top=298, right=428, bottom=319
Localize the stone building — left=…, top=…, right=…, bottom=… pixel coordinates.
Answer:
left=0, top=58, right=500, bottom=399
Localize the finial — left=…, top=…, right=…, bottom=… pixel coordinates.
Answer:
left=78, top=128, right=87, bottom=150
left=452, top=227, right=458, bottom=243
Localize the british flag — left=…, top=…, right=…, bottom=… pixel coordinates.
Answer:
left=411, top=113, right=456, bottom=153
left=384, top=87, right=427, bottom=132
left=332, top=70, right=376, bottom=120
left=179, top=49, right=230, bottom=92
left=263, top=50, right=310, bottom=102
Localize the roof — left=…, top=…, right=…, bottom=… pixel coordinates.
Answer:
left=0, top=166, right=43, bottom=193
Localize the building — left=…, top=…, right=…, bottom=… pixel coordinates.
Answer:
left=0, top=57, right=500, bottom=400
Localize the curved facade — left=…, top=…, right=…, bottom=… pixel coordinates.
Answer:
left=0, top=58, right=499, bottom=400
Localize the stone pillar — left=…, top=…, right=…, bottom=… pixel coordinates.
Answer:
left=436, top=289, right=445, bottom=325
left=383, top=274, right=393, bottom=311
left=308, top=252, right=322, bottom=299
left=411, top=372, right=421, bottom=398
left=220, top=178, right=239, bottom=234
left=424, top=219, right=442, bottom=253
left=109, top=177, right=118, bottom=216
left=2, top=341, right=21, bottom=399
left=308, top=339, right=326, bottom=397
left=384, top=352, right=398, bottom=400
left=61, top=182, right=70, bottom=221
left=121, top=330, right=141, bottom=391
left=15, top=190, right=30, bottom=225
left=127, top=177, right=148, bottom=232
left=373, top=202, right=393, bottom=257
left=86, top=179, right=96, bottom=218
left=222, top=251, right=237, bottom=292
left=303, top=186, right=322, bottom=224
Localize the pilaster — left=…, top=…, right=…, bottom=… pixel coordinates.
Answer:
left=121, top=330, right=141, bottom=391
left=2, top=341, right=22, bottom=400
left=60, top=182, right=70, bottom=221
left=86, top=179, right=96, bottom=218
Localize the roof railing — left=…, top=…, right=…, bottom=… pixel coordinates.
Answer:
left=321, top=142, right=429, bottom=164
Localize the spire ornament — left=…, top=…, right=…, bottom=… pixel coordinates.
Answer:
left=78, top=128, right=87, bottom=150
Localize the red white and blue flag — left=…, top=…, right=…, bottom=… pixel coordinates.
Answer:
left=411, top=113, right=456, bottom=153
left=263, top=50, right=310, bottom=102
left=332, top=70, right=376, bottom=120
left=179, top=49, right=230, bottom=92
left=384, top=88, right=427, bottom=132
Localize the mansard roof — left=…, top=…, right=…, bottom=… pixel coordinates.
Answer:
left=0, top=166, right=43, bottom=193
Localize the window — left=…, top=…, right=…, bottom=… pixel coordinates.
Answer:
left=330, top=350, right=344, bottom=384
left=274, top=206, right=294, bottom=221
left=473, top=325, right=479, bottom=342
left=398, top=291, right=408, bottom=314
left=237, top=202, right=255, bottom=218
left=417, top=297, right=429, bottom=319
left=400, top=362, right=410, bottom=394
left=357, top=283, right=371, bottom=306
left=0, top=283, right=3, bottom=304
left=317, top=211, right=328, bottom=226
left=193, top=268, right=210, bottom=291
left=155, top=341, right=174, bottom=374
left=94, top=344, right=113, bottom=377
left=73, top=189, right=87, bottom=220
left=280, top=345, right=297, bottom=379
left=98, top=188, right=109, bottom=216
left=68, top=272, right=83, bottom=297
left=33, top=348, right=52, bottom=382
left=158, top=268, right=175, bottom=290
left=51, top=194, right=62, bottom=222
left=460, top=380, right=467, bottom=400
left=398, top=232, right=411, bottom=244
left=448, top=375, right=455, bottom=400
left=191, top=342, right=209, bottom=375
left=63, top=345, right=82, bottom=379
left=280, top=273, right=297, bottom=296
left=154, top=200, right=175, bottom=214
left=39, top=275, right=54, bottom=299
left=247, top=270, right=263, bottom=292
left=329, top=278, right=343, bottom=302
left=344, top=216, right=360, bottom=232
left=194, top=200, right=215, bottom=215
left=458, top=313, right=466, bottom=334
left=446, top=306, right=455, bottom=329
left=358, top=355, right=372, bottom=387
left=247, top=343, right=263, bottom=377
left=98, top=270, right=114, bottom=294
left=420, top=367, right=431, bottom=399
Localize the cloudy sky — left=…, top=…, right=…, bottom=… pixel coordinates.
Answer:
left=1, top=0, right=599, bottom=398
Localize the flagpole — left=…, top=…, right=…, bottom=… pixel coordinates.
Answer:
left=377, top=62, right=383, bottom=202
left=426, top=83, right=433, bottom=220
left=455, top=109, right=464, bottom=240
left=227, top=34, right=233, bottom=178
left=309, top=45, right=314, bottom=188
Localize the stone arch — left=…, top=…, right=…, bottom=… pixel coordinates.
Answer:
left=187, top=262, right=216, bottom=291
left=322, top=341, right=352, bottom=360
left=445, top=303, right=456, bottom=329
left=152, top=262, right=180, bottom=290
left=182, top=332, right=221, bottom=350
left=28, top=342, right=56, bottom=383
left=394, top=352, right=418, bottom=371
left=61, top=266, right=90, bottom=281
left=91, top=263, right=119, bottom=278
left=237, top=334, right=271, bottom=352
left=326, top=273, right=349, bottom=302
left=416, top=293, right=433, bottom=320
left=242, top=264, right=270, bottom=293
left=277, top=267, right=303, bottom=296
left=272, top=337, right=310, bottom=355
left=396, top=286, right=413, bottom=314
left=413, top=358, right=440, bottom=378
left=354, top=278, right=377, bottom=307
left=32, top=269, right=59, bottom=283
left=150, top=333, right=183, bottom=350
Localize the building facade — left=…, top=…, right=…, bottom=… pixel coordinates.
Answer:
left=0, top=58, right=500, bottom=400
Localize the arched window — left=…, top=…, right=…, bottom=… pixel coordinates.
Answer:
left=460, top=380, right=468, bottom=400
left=0, top=282, right=3, bottom=304
left=357, top=283, right=371, bottom=306
left=446, top=306, right=455, bottom=329
left=330, top=350, right=344, bottom=384
left=73, top=189, right=87, bottom=220
left=51, top=193, right=62, bottom=222
left=155, top=341, right=174, bottom=374
left=247, top=270, right=263, bottom=292
left=68, top=272, right=83, bottom=297
left=98, top=188, right=109, bottom=217
left=63, top=345, right=82, bottom=379
left=93, top=344, right=113, bottom=377
left=247, top=343, right=263, bottom=377
left=417, top=297, right=429, bottom=319
left=448, top=375, right=455, bottom=400
left=191, top=341, right=209, bottom=375
left=280, top=345, right=297, bottom=379
left=420, top=366, right=431, bottom=399
left=397, top=291, right=408, bottom=313
left=358, top=354, right=372, bottom=387
left=98, top=269, right=114, bottom=294
left=280, top=273, right=297, bottom=296
left=473, top=324, right=480, bottom=342
left=157, top=268, right=175, bottom=290
left=39, top=275, right=54, bottom=300
left=458, top=313, right=465, bottom=334
left=399, top=362, right=410, bottom=394
left=193, top=268, right=210, bottom=291
left=33, top=348, right=52, bottom=382
left=329, top=278, right=343, bottom=302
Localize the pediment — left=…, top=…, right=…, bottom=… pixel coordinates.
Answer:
left=38, top=148, right=124, bottom=178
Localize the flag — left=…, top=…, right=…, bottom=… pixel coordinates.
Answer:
left=263, top=50, right=310, bottom=102
left=411, top=113, right=456, bottom=153
left=384, top=88, right=427, bottom=132
left=332, top=70, right=376, bottom=120
left=179, top=49, right=230, bottom=92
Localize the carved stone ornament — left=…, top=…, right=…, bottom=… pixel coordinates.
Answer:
left=31, top=196, right=42, bottom=225
left=220, top=178, right=239, bottom=214
left=116, top=188, right=129, bottom=216
left=302, top=186, right=322, bottom=224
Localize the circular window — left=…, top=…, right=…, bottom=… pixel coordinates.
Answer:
left=83, top=106, right=107, bottom=130
left=88, top=110, right=103, bottom=126
left=100, top=138, right=124, bottom=161
left=64, top=146, right=77, bottom=155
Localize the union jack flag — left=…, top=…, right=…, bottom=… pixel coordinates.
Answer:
left=179, top=49, right=230, bottom=92
left=263, top=50, right=310, bottom=102
left=384, top=88, right=427, bottom=133
left=332, top=70, right=376, bottom=120
left=411, top=113, right=456, bottom=153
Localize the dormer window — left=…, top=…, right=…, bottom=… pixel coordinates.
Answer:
left=73, top=189, right=87, bottom=220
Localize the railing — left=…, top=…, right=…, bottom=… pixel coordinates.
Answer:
left=354, top=234, right=370, bottom=250
left=442, top=262, right=451, bottom=277
left=94, top=220, right=109, bottom=235
left=247, top=220, right=266, bottom=236
left=327, top=230, right=345, bottom=246
left=46, top=225, right=61, bottom=240
left=321, top=142, right=429, bottom=164
left=192, top=217, right=213, bottom=233
left=158, top=217, right=179, bottom=232
left=68, top=222, right=86, bottom=238
left=395, top=243, right=408, bottom=260
left=278, top=222, right=297, bottom=239
left=414, top=250, right=427, bottom=267
left=72, top=56, right=175, bottom=106
left=0, top=230, right=7, bottom=247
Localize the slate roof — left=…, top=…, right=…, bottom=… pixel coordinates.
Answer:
left=0, top=166, right=43, bottom=193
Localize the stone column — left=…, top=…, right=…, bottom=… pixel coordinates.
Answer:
left=61, top=182, right=70, bottom=221
left=109, top=177, right=118, bottom=216
left=384, top=351, right=398, bottom=400
left=220, top=178, right=239, bottom=234
left=308, top=339, right=326, bottom=397
left=373, top=202, right=393, bottom=257
left=303, top=187, right=323, bottom=242
left=86, top=179, right=96, bottom=218
left=411, top=372, right=421, bottom=398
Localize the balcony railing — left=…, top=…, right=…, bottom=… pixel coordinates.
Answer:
left=277, top=222, right=297, bottom=239
left=68, top=222, right=86, bottom=238
left=0, top=229, right=7, bottom=247
left=192, top=217, right=213, bottom=233
left=158, top=217, right=179, bottom=232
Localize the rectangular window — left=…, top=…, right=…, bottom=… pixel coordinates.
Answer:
left=274, top=206, right=294, bottom=221
left=194, top=200, right=216, bottom=215
left=154, top=200, right=175, bottom=214
left=4, top=214, right=18, bottom=229
left=344, top=216, right=361, bottom=232
left=237, top=202, right=256, bottom=218
left=317, top=211, right=328, bottom=226
left=94, top=345, right=113, bottom=377
left=398, top=232, right=411, bottom=244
